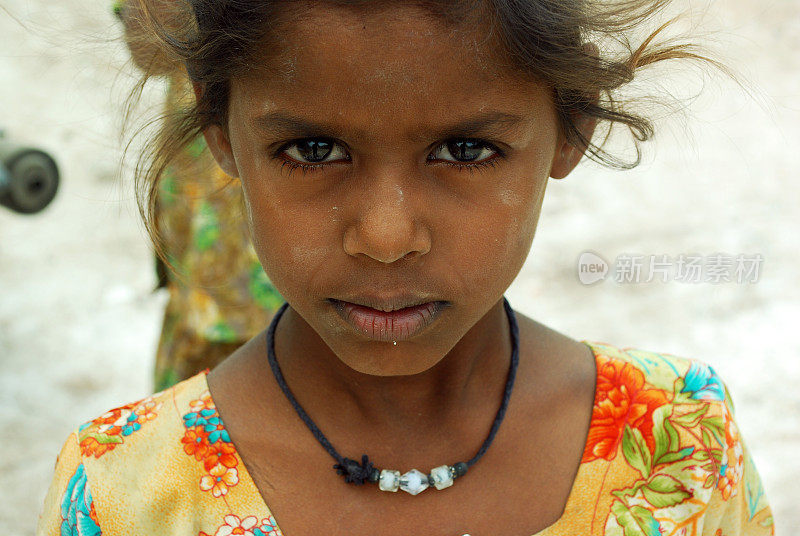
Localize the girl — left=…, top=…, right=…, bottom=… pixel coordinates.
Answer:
left=37, top=1, right=774, bottom=535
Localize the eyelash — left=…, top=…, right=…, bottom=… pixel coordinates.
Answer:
left=273, top=138, right=504, bottom=177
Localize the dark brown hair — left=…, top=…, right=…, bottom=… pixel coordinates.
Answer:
left=126, top=0, right=730, bottom=256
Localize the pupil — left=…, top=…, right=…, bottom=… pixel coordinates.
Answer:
left=299, top=139, right=333, bottom=162
left=448, top=140, right=480, bottom=162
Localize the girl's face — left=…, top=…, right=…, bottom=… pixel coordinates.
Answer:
left=204, top=3, right=590, bottom=376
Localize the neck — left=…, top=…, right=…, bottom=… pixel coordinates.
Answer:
left=274, top=300, right=513, bottom=434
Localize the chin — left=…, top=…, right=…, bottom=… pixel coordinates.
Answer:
left=333, top=343, right=444, bottom=377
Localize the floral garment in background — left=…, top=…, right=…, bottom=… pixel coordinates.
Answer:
left=148, top=67, right=282, bottom=390
left=37, top=341, right=774, bottom=536
left=115, top=0, right=282, bottom=391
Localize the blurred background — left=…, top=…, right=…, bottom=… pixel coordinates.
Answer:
left=1, top=0, right=797, bottom=534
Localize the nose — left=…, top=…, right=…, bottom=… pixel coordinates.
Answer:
left=342, top=178, right=431, bottom=264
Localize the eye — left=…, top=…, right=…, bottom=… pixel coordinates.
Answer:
left=273, top=136, right=503, bottom=176
left=428, top=139, right=500, bottom=165
left=279, top=138, right=350, bottom=168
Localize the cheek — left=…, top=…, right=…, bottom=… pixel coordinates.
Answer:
left=240, top=182, right=338, bottom=296
left=290, top=245, right=334, bottom=269
left=240, top=182, right=273, bottom=264
left=465, top=173, right=547, bottom=291
left=505, top=179, right=546, bottom=255
left=443, top=201, right=535, bottom=303
left=500, top=141, right=554, bottom=257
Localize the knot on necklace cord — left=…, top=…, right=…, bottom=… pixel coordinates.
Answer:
left=334, top=454, right=377, bottom=485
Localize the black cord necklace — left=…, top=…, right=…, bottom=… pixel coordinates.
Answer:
left=265, top=296, right=520, bottom=495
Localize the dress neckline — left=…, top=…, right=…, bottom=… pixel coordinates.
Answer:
left=198, top=339, right=603, bottom=536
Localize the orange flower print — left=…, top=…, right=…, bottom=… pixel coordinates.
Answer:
left=119, top=398, right=163, bottom=436
left=190, top=390, right=217, bottom=413
left=214, top=515, right=259, bottom=536
left=203, top=441, right=238, bottom=472
left=95, top=408, right=132, bottom=435
left=79, top=435, right=119, bottom=458
left=184, top=394, right=241, bottom=497
left=134, top=398, right=162, bottom=422
left=77, top=398, right=156, bottom=458
left=717, top=410, right=744, bottom=499
left=182, top=428, right=213, bottom=460
left=200, top=464, right=239, bottom=497
left=582, top=353, right=670, bottom=462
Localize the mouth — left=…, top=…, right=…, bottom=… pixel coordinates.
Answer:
left=328, top=298, right=447, bottom=342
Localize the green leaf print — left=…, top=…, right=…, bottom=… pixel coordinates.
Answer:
left=249, top=262, right=284, bottom=310
left=83, top=432, right=124, bottom=445
left=656, top=449, right=722, bottom=492
left=159, top=167, right=178, bottom=205
left=672, top=377, right=699, bottom=404
left=700, top=415, right=724, bottom=447
left=193, top=201, right=220, bottom=251
left=611, top=501, right=661, bottom=536
left=694, top=449, right=711, bottom=461
left=622, top=425, right=652, bottom=478
left=651, top=405, right=679, bottom=464
left=205, top=321, right=238, bottom=343
left=641, top=474, right=692, bottom=508
left=612, top=482, right=646, bottom=502
left=701, top=428, right=713, bottom=449
left=186, top=135, right=208, bottom=159
left=655, top=446, right=694, bottom=465
left=673, top=406, right=708, bottom=428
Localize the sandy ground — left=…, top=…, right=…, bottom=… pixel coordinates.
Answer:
left=0, top=0, right=797, bottom=534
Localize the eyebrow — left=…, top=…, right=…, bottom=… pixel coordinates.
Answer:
left=252, top=110, right=526, bottom=142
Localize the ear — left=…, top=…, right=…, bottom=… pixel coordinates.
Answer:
left=192, top=82, right=240, bottom=178
left=549, top=110, right=598, bottom=180
left=550, top=43, right=600, bottom=180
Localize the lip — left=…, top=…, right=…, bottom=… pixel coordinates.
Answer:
left=329, top=298, right=446, bottom=342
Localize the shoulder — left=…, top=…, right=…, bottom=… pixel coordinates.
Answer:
left=38, top=373, right=213, bottom=534
left=581, top=341, right=737, bottom=480
left=583, top=339, right=735, bottom=460
left=584, top=340, right=727, bottom=400
left=71, top=373, right=218, bottom=517
left=581, top=341, right=774, bottom=534
left=39, top=371, right=275, bottom=534
left=584, top=340, right=736, bottom=437
left=75, top=371, right=211, bottom=461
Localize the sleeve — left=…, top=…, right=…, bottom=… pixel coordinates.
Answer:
left=36, top=431, right=104, bottom=536
left=701, top=382, right=775, bottom=535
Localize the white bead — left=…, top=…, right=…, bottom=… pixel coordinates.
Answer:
left=430, top=464, right=454, bottom=490
left=400, top=468, right=429, bottom=495
left=379, top=469, right=400, bottom=492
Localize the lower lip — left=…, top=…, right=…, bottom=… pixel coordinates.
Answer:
left=332, top=300, right=445, bottom=342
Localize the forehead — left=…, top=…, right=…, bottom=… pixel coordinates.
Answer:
left=231, top=2, right=553, bottom=142
left=275, top=3, right=508, bottom=81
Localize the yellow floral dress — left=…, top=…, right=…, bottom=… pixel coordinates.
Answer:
left=36, top=341, right=774, bottom=536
